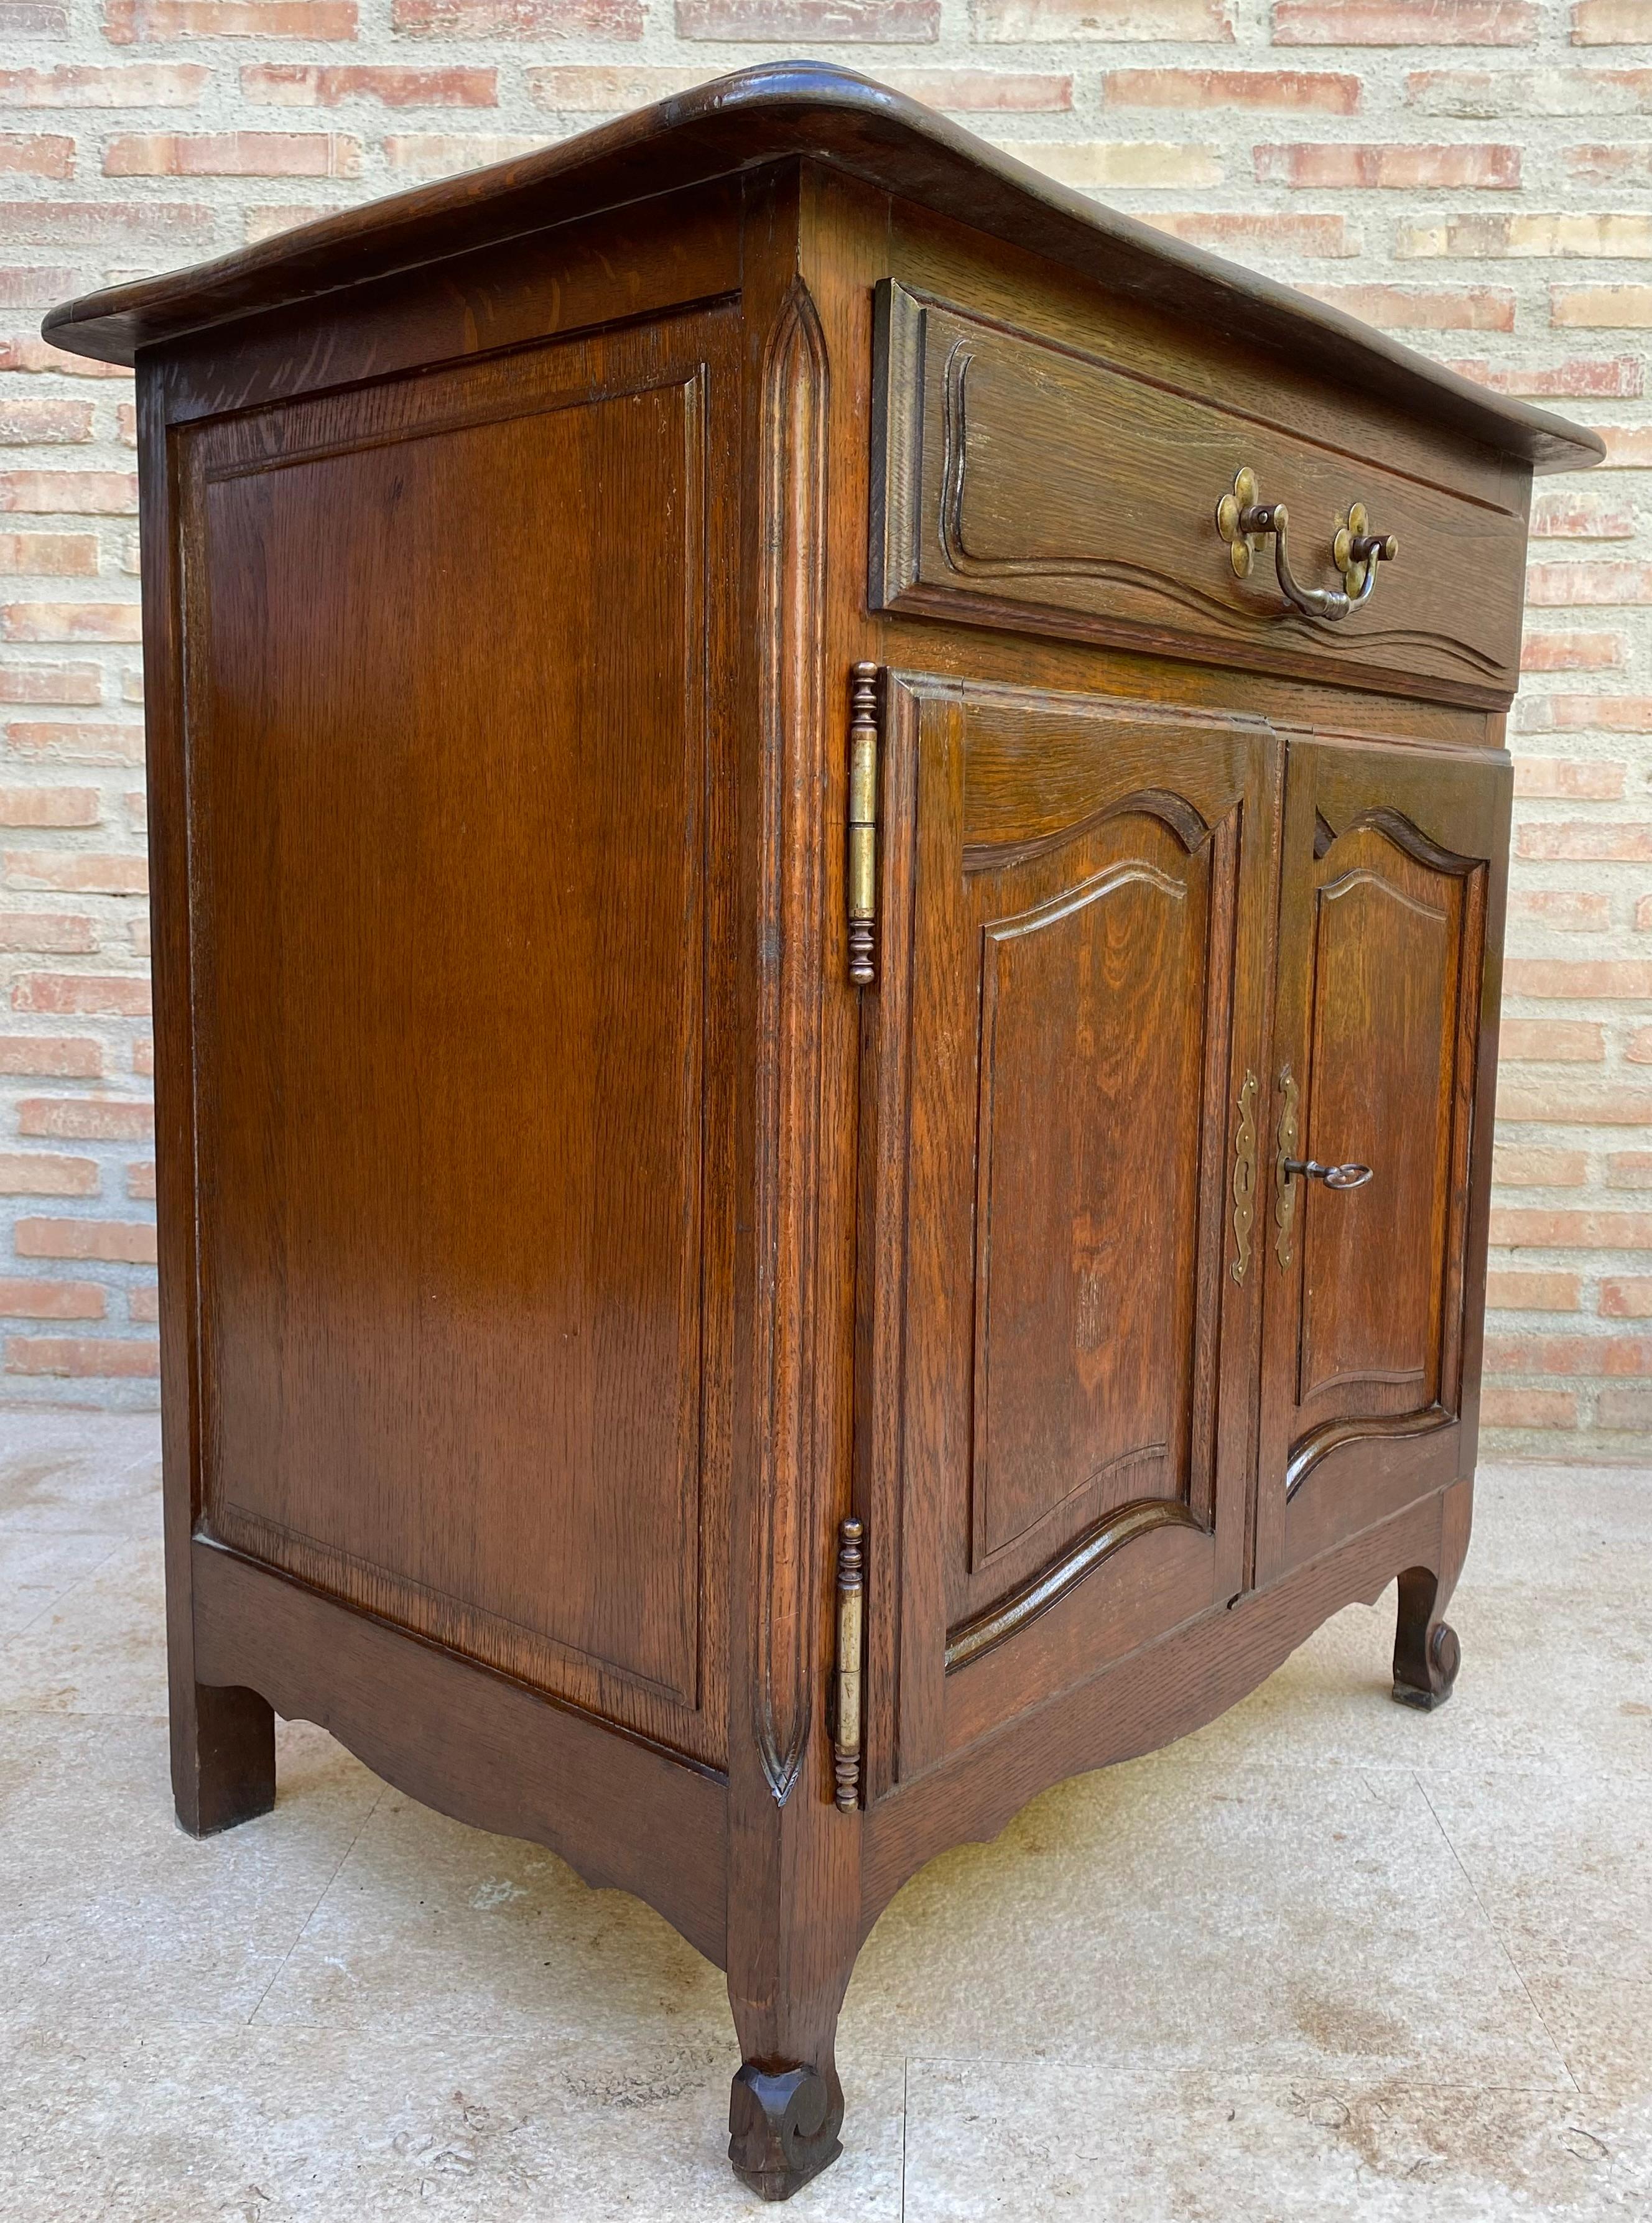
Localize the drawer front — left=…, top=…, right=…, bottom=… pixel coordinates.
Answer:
left=870, top=282, right=1525, bottom=708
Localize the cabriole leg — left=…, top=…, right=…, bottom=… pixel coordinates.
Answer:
left=1392, top=1475, right=1472, bottom=1712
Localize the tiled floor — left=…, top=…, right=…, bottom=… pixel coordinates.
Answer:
left=1, top=1409, right=1648, bottom=2221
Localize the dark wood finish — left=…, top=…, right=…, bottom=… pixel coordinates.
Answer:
left=49, top=73, right=1592, bottom=2201
left=871, top=282, right=1524, bottom=708
left=1256, top=740, right=1510, bottom=1583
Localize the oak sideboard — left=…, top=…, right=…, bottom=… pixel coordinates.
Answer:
left=46, top=65, right=1601, bottom=2202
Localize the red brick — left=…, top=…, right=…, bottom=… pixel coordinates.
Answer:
left=0, top=786, right=98, bottom=828
left=1564, top=146, right=1652, bottom=186
left=0, top=1278, right=104, bottom=1320
left=128, top=1278, right=157, bottom=1316
left=0, top=271, right=86, bottom=313
left=1490, top=1207, right=1652, bottom=1246
left=1452, top=354, right=1643, bottom=396
left=18, top=1095, right=152, bottom=1140
left=1572, top=0, right=1652, bottom=40
left=104, top=0, right=358, bottom=37
left=5, top=1334, right=158, bottom=1377
left=1512, top=754, right=1626, bottom=794
left=1628, top=1021, right=1652, bottom=1057
left=0, top=1155, right=97, bottom=1195
left=1498, top=1082, right=1652, bottom=1121
left=131, top=1037, right=152, bottom=1077
left=1485, top=1333, right=1652, bottom=1375
left=0, top=534, right=98, bottom=576
left=1298, top=281, right=1513, bottom=328
left=1506, top=957, right=1652, bottom=996
left=0, top=914, right=96, bottom=954
left=0, top=1036, right=101, bottom=1077
left=0, top=667, right=101, bottom=707
left=1406, top=65, right=1652, bottom=112
left=1256, top=140, right=1518, bottom=185
left=0, top=401, right=93, bottom=446
left=116, top=404, right=136, bottom=447
left=1552, top=285, right=1652, bottom=329
left=524, top=64, right=706, bottom=108
left=1274, top=0, right=1538, bottom=43
left=675, top=0, right=932, bottom=30
left=0, top=2, right=71, bottom=26
left=1493, top=1146, right=1587, bottom=1186
left=1597, top=1385, right=1652, bottom=1431
left=393, top=0, right=641, bottom=29
left=1480, top=1386, right=1577, bottom=1427
left=0, top=133, right=74, bottom=179
left=0, top=63, right=210, bottom=103
left=1600, top=1278, right=1652, bottom=1317
left=0, top=202, right=212, bottom=251
left=1506, top=888, right=1609, bottom=929
left=973, top=0, right=1230, bottom=31
left=1146, top=211, right=1358, bottom=254
left=2, top=605, right=142, bottom=644
left=1607, top=1151, right=1652, bottom=1188
left=1517, top=821, right=1651, bottom=861
left=6, top=723, right=143, bottom=764
left=1600, top=425, right=1652, bottom=464
left=1406, top=212, right=1652, bottom=256
left=1499, top=1017, right=1606, bottom=1056
left=877, top=68, right=1073, bottom=108
left=0, top=338, right=131, bottom=379
left=14, top=1217, right=154, bottom=1262
left=1528, top=491, right=1636, bottom=536
left=0, top=472, right=136, bottom=514
left=381, top=134, right=545, bottom=176
left=241, top=63, right=499, bottom=106
left=1526, top=561, right=1652, bottom=606
left=1105, top=67, right=1358, bottom=109
left=126, top=1159, right=154, bottom=1200
left=11, top=972, right=149, bottom=1016
left=1520, top=630, right=1626, bottom=670
left=1487, top=1268, right=1581, bottom=1309
left=6, top=853, right=144, bottom=893
left=105, top=131, right=362, bottom=177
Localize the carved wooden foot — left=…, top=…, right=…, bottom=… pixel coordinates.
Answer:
left=173, top=1679, right=276, bottom=1836
left=1391, top=1566, right=1461, bottom=1712
left=728, top=2061, right=843, bottom=2201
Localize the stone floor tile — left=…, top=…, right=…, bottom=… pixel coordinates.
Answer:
left=0, top=1536, right=167, bottom=1714
left=0, top=2017, right=905, bottom=2223
left=903, top=2063, right=1652, bottom=2222
left=0, top=1528, right=124, bottom=1637
left=1522, top=1969, right=1652, bottom=2105
left=841, top=1760, right=1567, bottom=2084
left=0, top=1409, right=160, bottom=1539
left=0, top=1712, right=383, bottom=2027
left=1419, top=1767, right=1652, bottom=1981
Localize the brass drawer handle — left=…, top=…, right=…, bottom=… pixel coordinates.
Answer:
left=1216, top=467, right=1397, bottom=624
left=1284, top=1158, right=1374, bottom=1190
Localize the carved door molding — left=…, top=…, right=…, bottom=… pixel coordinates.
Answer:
left=856, top=674, right=1281, bottom=1794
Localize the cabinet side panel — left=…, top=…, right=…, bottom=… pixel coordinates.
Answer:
left=178, top=308, right=738, bottom=1766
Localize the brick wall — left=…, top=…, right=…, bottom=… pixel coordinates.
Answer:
left=1, top=0, right=1648, bottom=1444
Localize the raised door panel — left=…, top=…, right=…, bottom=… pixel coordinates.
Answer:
left=1256, top=740, right=1509, bottom=1580
left=860, top=678, right=1279, bottom=1791
left=174, top=305, right=739, bottom=1767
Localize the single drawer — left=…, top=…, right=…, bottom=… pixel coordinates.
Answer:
left=870, top=281, right=1526, bottom=707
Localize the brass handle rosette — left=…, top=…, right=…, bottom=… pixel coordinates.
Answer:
left=1216, top=467, right=1397, bottom=625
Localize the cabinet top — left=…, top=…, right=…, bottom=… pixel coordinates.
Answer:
left=42, top=62, right=1599, bottom=473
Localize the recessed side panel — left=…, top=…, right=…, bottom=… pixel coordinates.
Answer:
left=178, top=308, right=738, bottom=1766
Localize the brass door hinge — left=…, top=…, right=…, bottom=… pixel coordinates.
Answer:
left=832, top=1516, right=865, bottom=1812
left=847, top=662, right=881, bottom=988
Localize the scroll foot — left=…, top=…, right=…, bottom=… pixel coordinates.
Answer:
left=728, top=2061, right=843, bottom=2202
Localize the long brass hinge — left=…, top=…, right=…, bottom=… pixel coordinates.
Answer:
left=847, top=662, right=881, bottom=988
left=832, top=1516, right=865, bottom=1812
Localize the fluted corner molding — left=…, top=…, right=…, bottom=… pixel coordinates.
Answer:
left=754, top=276, right=830, bottom=1803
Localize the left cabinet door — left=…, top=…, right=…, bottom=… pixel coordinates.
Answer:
left=172, top=304, right=741, bottom=1770
left=859, top=676, right=1280, bottom=1794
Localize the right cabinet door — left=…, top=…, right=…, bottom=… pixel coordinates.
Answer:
left=1256, top=735, right=1510, bottom=1580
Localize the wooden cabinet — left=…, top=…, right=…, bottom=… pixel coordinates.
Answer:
left=45, top=63, right=1597, bottom=2204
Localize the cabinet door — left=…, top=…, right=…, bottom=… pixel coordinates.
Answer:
left=1256, top=738, right=1510, bottom=1580
left=859, top=676, right=1279, bottom=1793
